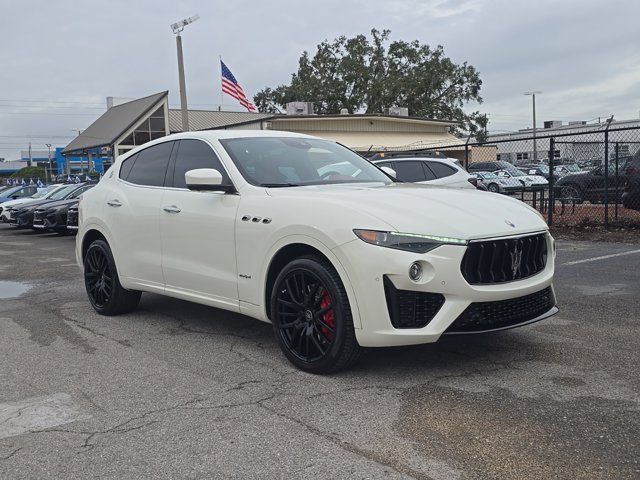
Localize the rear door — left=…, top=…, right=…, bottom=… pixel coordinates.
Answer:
left=393, top=161, right=431, bottom=183
left=160, top=139, right=240, bottom=309
left=104, top=141, right=174, bottom=288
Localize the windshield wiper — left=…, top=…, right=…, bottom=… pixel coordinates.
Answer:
left=260, top=183, right=301, bottom=187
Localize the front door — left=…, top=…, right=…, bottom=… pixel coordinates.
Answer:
left=160, top=139, right=240, bottom=309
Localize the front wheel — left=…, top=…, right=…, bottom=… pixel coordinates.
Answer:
left=270, top=256, right=361, bottom=373
left=487, top=183, right=500, bottom=193
left=84, top=239, right=141, bottom=315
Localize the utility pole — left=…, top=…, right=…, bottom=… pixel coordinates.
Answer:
left=171, top=14, right=200, bottom=132
left=28, top=142, right=32, bottom=167
left=45, top=143, right=52, bottom=184
left=525, top=91, right=542, bottom=163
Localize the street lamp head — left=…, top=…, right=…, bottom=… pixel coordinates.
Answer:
left=171, top=14, right=200, bottom=34
left=524, top=91, right=543, bottom=96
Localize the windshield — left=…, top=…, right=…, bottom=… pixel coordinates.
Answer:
left=563, top=164, right=581, bottom=172
left=509, top=170, right=525, bottom=177
left=529, top=165, right=549, bottom=174
left=481, top=172, right=498, bottom=179
left=220, top=137, right=392, bottom=187
left=31, top=186, right=57, bottom=199
left=49, top=185, right=79, bottom=200
left=1, top=186, right=23, bottom=196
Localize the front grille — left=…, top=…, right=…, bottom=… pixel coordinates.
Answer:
left=33, top=211, right=45, bottom=222
left=383, top=276, right=445, bottom=329
left=461, top=233, right=547, bottom=284
left=446, top=286, right=555, bottom=333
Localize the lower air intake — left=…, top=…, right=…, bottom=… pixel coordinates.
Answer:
left=446, top=286, right=555, bottom=333
left=383, top=276, right=445, bottom=329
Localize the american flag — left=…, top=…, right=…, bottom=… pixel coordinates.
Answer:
left=221, top=60, right=256, bottom=112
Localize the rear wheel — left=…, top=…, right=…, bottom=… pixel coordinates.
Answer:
left=270, top=256, right=361, bottom=373
left=84, top=239, right=141, bottom=315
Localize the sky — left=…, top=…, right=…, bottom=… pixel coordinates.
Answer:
left=1, top=0, right=639, bottom=160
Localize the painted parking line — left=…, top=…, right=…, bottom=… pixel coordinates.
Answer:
left=562, top=248, right=640, bottom=266
left=0, top=393, right=90, bottom=440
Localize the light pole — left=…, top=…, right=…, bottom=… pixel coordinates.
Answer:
left=524, top=91, right=542, bottom=162
left=45, top=143, right=52, bottom=183
left=171, top=14, right=200, bottom=132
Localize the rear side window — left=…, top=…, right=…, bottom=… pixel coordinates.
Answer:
left=119, top=153, right=138, bottom=180
left=426, top=161, right=457, bottom=179
left=394, top=161, right=427, bottom=182
left=126, top=142, right=174, bottom=186
left=171, top=139, right=231, bottom=189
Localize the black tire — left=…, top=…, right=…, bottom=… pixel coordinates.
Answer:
left=560, top=184, right=584, bottom=204
left=84, top=239, right=141, bottom=315
left=487, top=183, right=500, bottom=193
left=270, top=255, right=361, bottom=374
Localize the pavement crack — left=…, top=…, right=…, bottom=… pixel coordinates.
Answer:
left=258, top=402, right=427, bottom=480
left=1, top=447, right=22, bottom=461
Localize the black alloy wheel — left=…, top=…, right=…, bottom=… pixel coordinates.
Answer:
left=560, top=185, right=584, bottom=203
left=271, top=256, right=360, bottom=373
left=84, top=239, right=141, bottom=315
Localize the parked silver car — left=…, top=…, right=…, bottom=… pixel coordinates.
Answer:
left=473, top=171, right=523, bottom=194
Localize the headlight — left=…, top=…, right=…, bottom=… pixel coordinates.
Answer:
left=353, top=229, right=467, bottom=253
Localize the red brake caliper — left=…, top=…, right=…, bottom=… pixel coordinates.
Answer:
left=319, top=292, right=335, bottom=342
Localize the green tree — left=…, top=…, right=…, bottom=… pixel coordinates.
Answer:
left=10, top=166, right=45, bottom=180
left=254, top=29, right=487, bottom=137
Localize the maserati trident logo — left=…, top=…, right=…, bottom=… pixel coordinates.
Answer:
left=510, top=242, right=523, bottom=277
left=505, top=219, right=516, bottom=228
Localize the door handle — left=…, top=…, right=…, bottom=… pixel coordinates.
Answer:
left=162, top=205, right=181, bottom=214
left=107, top=199, right=122, bottom=207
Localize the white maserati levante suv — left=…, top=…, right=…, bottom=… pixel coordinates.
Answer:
left=77, top=131, right=557, bottom=373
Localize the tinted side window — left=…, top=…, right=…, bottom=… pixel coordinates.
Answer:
left=172, top=139, right=230, bottom=189
left=421, top=163, right=437, bottom=180
left=427, top=161, right=456, bottom=179
left=126, top=142, right=174, bottom=186
left=119, top=153, right=138, bottom=180
left=394, top=161, right=427, bottom=182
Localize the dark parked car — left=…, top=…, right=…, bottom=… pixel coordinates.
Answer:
left=66, top=205, right=79, bottom=232
left=467, top=161, right=521, bottom=174
left=622, top=152, right=640, bottom=211
left=33, top=197, right=86, bottom=233
left=9, top=183, right=93, bottom=229
left=553, top=157, right=631, bottom=203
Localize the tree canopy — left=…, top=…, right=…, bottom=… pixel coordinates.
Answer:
left=254, top=29, right=488, bottom=141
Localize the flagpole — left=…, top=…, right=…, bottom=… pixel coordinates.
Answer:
left=219, top=55, right=224, bottom=111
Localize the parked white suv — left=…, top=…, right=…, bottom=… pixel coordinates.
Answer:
left=372, top=156, right=477, bottom=189
left=77, top=131, right=557, bottom=373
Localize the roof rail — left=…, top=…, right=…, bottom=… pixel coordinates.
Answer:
left=369, top=150, right=447, bottom=161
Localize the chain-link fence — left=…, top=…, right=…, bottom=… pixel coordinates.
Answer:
left=410, top=126, right=640, bottom=230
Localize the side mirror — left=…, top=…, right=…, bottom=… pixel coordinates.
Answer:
left=185, top=168, right=235, bottom=193
left=380, top=166, right=397, bottom=178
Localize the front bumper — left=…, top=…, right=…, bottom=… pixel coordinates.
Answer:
left=332, top=232, right=556, bottom=347
left=9, top=211, right=34, bottom=228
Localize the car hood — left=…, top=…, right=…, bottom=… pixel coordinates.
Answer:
left=267, top=183, right=547, bottom=240
left=34, top=199, right=78, bottom=210
left=13, top=198, right=59, bottom=211
left=1, top=197, right=35, bottom=208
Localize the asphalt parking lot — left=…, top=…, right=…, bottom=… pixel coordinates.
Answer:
left=0, top=226, right=638, bottom=479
